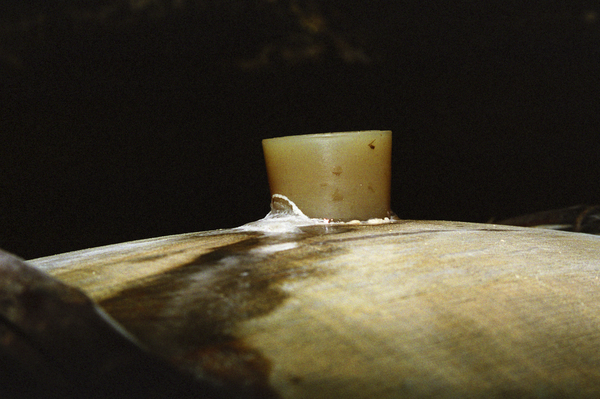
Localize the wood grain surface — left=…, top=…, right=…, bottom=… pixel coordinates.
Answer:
left=31, top=220, right=600, bottom=398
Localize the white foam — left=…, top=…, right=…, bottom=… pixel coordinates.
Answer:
left=249, top=242, right=299, bottom=255
left=237, top=195, right=328, bottom=234
left=237, top=194, right=396, bottom=234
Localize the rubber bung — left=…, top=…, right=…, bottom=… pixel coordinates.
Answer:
left=262, top=130, right=392, bottom=221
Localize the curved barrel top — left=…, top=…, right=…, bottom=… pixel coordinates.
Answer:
left=31, top=220, right=600, bottom=398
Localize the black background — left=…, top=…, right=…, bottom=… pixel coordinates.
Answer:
left=1, top=1, right=599, bottom=259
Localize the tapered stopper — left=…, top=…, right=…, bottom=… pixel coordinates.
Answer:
left=262, top=130, right=392, bottom=221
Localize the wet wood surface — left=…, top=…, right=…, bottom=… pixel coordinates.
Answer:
left=30, top=219, right=600, bottom=398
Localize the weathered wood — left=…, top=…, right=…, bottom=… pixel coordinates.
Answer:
left=497, top=204, right=600, bottom=234
left=0, top=249, right=228, bottom=398
left=31, top=219, right=600, bottom=398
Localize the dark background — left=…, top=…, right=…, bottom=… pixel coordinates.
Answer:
left=1, top=0, right=599, bottom=260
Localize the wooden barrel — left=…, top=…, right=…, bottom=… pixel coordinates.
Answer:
left=31, top=219, right=600, bottom=398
